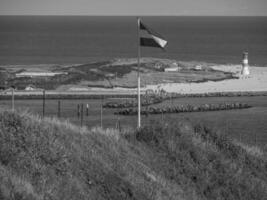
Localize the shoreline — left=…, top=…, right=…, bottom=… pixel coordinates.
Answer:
left=1, top=64, right=267, bottom=99
left=145, top=65, right=267, bottom=94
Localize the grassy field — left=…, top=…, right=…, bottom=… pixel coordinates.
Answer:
left=0, top=109, right=267, bottom=199
left=1, top=96, right=267, bottom=147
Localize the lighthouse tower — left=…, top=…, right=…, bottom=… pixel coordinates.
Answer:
left=241, top=52, right=250, bottom=76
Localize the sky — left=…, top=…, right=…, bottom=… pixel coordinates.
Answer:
left=0, top=0, right=267, bottom=16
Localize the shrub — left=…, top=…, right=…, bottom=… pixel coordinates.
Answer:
left=115, top=103, right=252, bottom=115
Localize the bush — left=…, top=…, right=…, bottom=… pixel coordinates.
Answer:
left=115, top=103, right=252, bottom=115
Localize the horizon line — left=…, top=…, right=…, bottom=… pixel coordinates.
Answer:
left=0, top=14, right=267, bottom=17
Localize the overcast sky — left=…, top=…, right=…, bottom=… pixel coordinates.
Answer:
left=0, top=0, right=267, bottom=16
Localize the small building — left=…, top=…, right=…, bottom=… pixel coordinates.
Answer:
left=154, top=62, right=164, bottom=71
left=194, top=65, right=203, bottom=71
left=164, top=62, right=180, bottom=72
left=25, top=85, right=37, bottom=91
left=164, top=67, right=180, bottom=72
left=16, top=71, right=67, bottom=78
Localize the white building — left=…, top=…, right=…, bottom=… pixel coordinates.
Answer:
left=164, top=62, right=180, bottom=72
left=16, top=71, right=67, bottom=78
left=194, top=65, right=203, bottom=71
left=25, top=84, right=38, bottom=91
left=164, top=67, right=180, bottom=72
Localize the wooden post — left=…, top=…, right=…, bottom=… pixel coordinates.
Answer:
left=118, top=119, right=121, bottom=132
left=100, top=98, right=103, bottom=128
left=86, top=104, right=89, bottom=116
left=57, top=100, right=61, bottom=118
left=77, top=104, right=80, bottom=118
left=11, top=88, right=14, bottom=111
left=116, top=117, right=121, bottom=132
left=80, top=103, right=83, bottom=127
left=42, top=90, right=46, bottom=117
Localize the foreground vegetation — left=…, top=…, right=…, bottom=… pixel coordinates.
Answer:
left=103, top=95, right=163, bottom=108
left=0, top=109, right=267, bottom=200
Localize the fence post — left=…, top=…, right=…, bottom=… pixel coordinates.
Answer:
left=77, top=104, right=80, bottom=118
left=100, top=98, right=103, bottom=128
left=86, top=104, right=89, bottom=116
left=116, top=117, right=121, bottom=132
left=42, top=90, right=46, bottom=117
left=11, top=88, right=15, bottom=111
left=115, top=117, right=121, bottom=131
left=57, top=100, right=61, bottom=118
left=80, top=103, right=83, bottom=127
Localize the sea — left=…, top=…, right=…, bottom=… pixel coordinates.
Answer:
left=0, top=16, right=266, bottom=66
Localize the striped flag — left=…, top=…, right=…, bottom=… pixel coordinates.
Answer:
left=139, top=20, right=168, bottom=49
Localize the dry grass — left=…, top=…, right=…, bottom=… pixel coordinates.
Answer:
left=233, top=140, right=265, bottom=158
left=0, top=164, right=42, bottom=200
left=0, top=108, right=266, bottom=200
left=134, top=121, right=267, bottom=200
left=0, top=108, right=186, bottom=200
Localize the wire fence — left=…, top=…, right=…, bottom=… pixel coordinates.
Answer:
left=1, top=91, right=267, bottom=148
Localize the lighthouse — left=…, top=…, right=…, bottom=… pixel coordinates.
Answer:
left=241, top=52, right=250, bottom=76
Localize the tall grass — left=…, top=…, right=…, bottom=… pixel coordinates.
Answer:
left=134, top=120, right=267, bottom=200
left=0, top=109, right=266, bottom=200
left=0, top=109, right=183, bottom=200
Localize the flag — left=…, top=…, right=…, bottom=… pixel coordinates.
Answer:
left=139, top=20, right=168, bottom=49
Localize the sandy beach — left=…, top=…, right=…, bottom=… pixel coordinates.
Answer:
left=145, top=65, right=267, bottom=94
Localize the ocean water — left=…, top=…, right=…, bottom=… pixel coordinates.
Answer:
left=0, top=16, right=266, bottom=66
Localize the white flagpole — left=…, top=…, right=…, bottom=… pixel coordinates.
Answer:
left=137, top=17, right=141, bottom=128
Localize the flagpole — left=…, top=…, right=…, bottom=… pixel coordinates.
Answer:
left=137, top=17, right=141, bottom=128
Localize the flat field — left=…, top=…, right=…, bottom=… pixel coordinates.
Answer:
left=1, top=95, right=267, bottom=147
